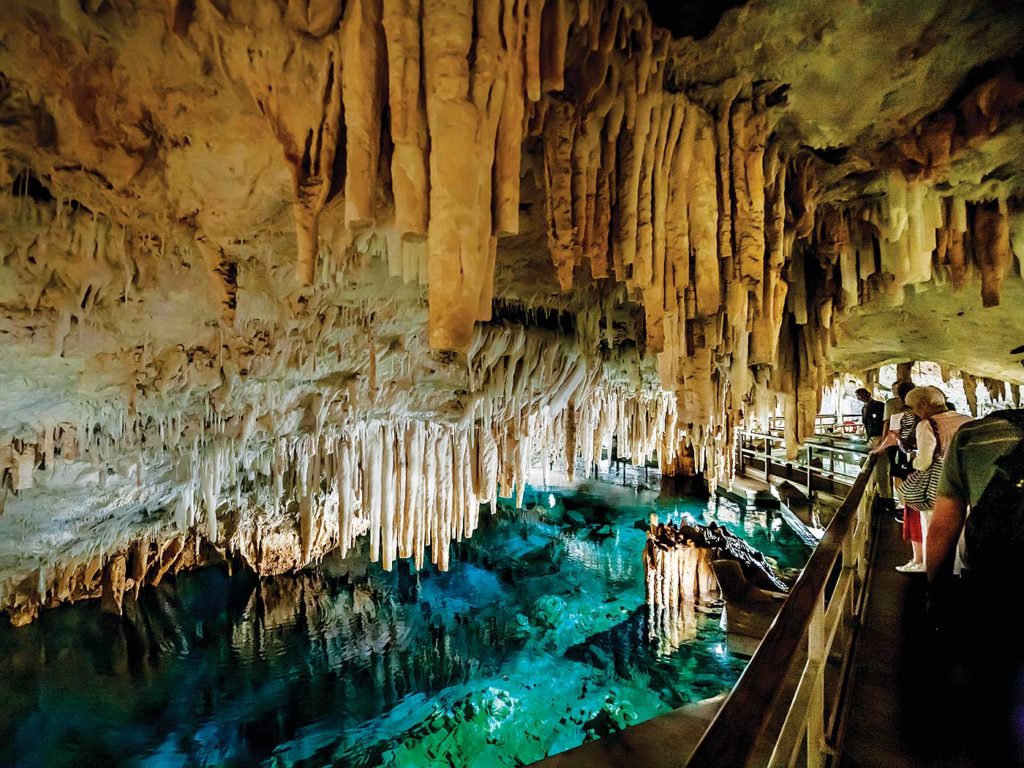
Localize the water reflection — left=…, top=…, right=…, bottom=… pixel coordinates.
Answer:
left=0, top=487, right=807, bottom=767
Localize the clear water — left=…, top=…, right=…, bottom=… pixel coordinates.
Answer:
left=0, top=483, right=809, bottom=768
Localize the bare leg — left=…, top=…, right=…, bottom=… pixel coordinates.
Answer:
left=911, top=539, right=924, bottom=565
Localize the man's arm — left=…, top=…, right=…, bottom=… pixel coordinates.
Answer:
left=927, top=494, right=967, bottom=582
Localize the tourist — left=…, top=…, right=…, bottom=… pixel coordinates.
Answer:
left=855, top=388, right=887, bottom=499
left=869, top=381, right=905, bottom=511
left=871, top=381, right=917, bottom=524
left=927, top=407, right=1024, bottom=764
left=868, top=382, right=925, bottom=569
left=872, top=384, right=940, bottom=571
left=892, top=386, right=970, bottom=573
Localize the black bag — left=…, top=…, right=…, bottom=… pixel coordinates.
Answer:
left=890, top=412, right=919, bottom=480
left=963, top=410, right=1024, bottom=580
left=889, top=446, right=914, bottom=480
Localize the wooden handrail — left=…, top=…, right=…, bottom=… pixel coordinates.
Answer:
left=686, top=455, right=876, bottom=767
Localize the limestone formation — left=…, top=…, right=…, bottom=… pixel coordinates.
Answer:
left=2, top=0, right=1024, bottom=622
left=643, top=515, right=789, bottom=654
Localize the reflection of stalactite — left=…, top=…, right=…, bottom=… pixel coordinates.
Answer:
left=643, top=516, right=788, bottom=654
left=236, top=568, right=495, bottom=708
left=1, top=533, right=216, bottom=627
left=643, top=516, right=718, bottom=656
left=648, top=596, right=699, bottom=657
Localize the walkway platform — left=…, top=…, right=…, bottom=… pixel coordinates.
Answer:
left=533, top=694, right=726, bottom=768
left=838, top=509, right=975, bottom=767
left=715, top=474, right=780, bottom=509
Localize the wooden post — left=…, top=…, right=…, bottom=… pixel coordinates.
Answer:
left=807, top=590, right=826, bottom=768
left=807, top=445, right=814, bottom=501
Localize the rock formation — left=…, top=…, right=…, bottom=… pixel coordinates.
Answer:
left=2, top=0, right=1024, bottom=622
left=643, top=515, right=790, bottom=654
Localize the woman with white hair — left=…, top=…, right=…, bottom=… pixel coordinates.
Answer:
left=893, top=386, right=973, bottom=572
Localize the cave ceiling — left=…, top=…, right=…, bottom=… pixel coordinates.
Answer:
left=0, top=0, right=1023, bottom=622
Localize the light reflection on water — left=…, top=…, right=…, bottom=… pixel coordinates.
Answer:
left=0, top=485, right=808, bottom=768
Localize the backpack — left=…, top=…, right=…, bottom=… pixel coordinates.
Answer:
left=962, top=410, right=1024, bottom=580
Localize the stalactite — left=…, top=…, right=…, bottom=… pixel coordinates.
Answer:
left=973, top=200, right=1013, bottom=308
left=730, top=90, right=768, bottom=288
left=962, top=371, right=980, bottom=416
left=7, top=0, right=1024, bottom=630
left=714, top=82, right=741, bottom=277
left=341, top=0, right=386, bottom=229
left=382, top=0, right=430, bottom=240
left=689, top=107, right=720, bottom=318
left=424, top=0, right=507, bottom=351
left=494, top=0, right=528, bottom=235
left=543, top=100, right=578, bottom=290
left=539, top=0, right=572, bottom=93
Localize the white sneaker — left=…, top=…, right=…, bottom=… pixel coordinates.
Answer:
left=895, top=561, right=925, bottom=573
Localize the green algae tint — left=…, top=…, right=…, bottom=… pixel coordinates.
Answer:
left=0, top=484, right=809, bottom=767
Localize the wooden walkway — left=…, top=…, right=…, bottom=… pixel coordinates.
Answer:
left=837, top=508, right=976, bottom=767
left=536, top=472, right=998, bottom=767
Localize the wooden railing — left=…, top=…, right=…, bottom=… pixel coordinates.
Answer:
left=686, top=455, right=877, bottom=767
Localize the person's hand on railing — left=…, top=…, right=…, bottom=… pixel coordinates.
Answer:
left=870, top=430, right=900, bottom=453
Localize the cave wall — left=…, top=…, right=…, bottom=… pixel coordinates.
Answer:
left=1, top=0, right=1024, bottom=622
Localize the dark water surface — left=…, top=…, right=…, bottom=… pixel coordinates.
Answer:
left=0, top=483, right=809, bottom=767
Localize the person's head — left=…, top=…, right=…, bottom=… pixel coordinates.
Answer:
left=904, top=385, right=949, bottom=418
left=895, top=380, right=916, bottom=405
left=854, top=387, right=872, bottom=404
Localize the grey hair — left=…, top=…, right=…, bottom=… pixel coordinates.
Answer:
left=904, top=385, right=947, bottom=411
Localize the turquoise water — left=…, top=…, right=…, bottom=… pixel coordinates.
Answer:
left=0, top=483, right=809, bottom=767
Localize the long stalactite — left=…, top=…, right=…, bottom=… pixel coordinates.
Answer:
left=2, top=0, right=1024, bottom=625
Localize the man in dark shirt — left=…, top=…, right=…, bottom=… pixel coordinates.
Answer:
left=855, top=388, right=887, bottom=497
left=855, top=388, right=885, bottom=437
